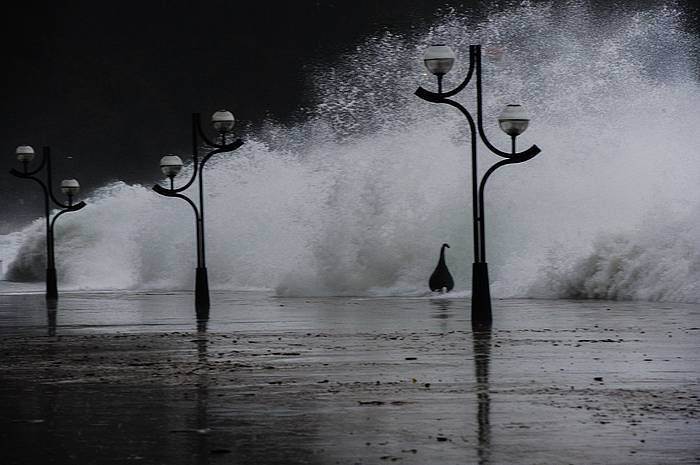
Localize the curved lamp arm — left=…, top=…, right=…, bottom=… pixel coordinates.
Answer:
left=66, top=201, right=86, bottom=211
left=200, top=139, right=244, bottom=169
left=414, top=86, right=445, bottom=103
left=49, top=202, right=86, bottom=233
left=479, top=135, right=541, bottom=160
left=9, top=168, right=39, bottom=179
left=152, top=185, right=200, bottom=219
left=414, top=89, right=541, bottom=160
left=479, top=151, right=540, bottom=200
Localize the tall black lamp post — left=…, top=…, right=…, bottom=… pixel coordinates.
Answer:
left=9, top=145, right=86, bottom=300
left=153, top=110, right=243, bottom=313
left=416, top=44, right=541, bottom=326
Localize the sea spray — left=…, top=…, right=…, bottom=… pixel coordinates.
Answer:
left=529, top=203, right=700, bottom=302
left=2, top=1, right=699, bottom=301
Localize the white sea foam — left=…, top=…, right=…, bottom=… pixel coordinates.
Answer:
left=2, top=2, right=698, bottom=300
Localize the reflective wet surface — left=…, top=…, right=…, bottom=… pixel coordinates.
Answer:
left=1, top=291, right=699, bottom=464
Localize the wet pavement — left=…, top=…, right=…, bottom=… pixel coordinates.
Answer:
left=0, top=291, right=699, bottom=464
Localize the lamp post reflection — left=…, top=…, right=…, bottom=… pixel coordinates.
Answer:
left=47, top=300, right=58, bottom=337
left=472, top=325, right=492, bottom=465
left=195, top=318, right=210, bottom=464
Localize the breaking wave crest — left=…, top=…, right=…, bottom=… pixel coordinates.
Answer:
left=2, top=1, right=699, bottom=301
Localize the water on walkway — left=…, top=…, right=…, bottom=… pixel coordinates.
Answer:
left=1, top=290, right=698, bottom=464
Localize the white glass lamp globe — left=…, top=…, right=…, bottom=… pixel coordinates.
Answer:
left=423, top=44, right=456, bottom=76
left=498, top=104, right=530, bottom=136
left=160, top=155, right=183, bottom=177
left=211, top=109, right=235, bottom=132
left=60, top=178, right=80, bottom=197
left=16, top=145, right=35, bottom=163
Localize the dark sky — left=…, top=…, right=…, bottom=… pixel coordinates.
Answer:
left=1, top=0, right=698, bottom=229
left=1, top=0, right=488, bottom=227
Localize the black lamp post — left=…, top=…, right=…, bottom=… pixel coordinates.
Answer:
left=9, top=146, right=86, bottom=301
left=416, top=44, right=541, bottom=326
left=153, top=111, right=244, bottom=313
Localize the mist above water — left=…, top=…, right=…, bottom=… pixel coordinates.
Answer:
left=2, top=1, right=699, bottom=301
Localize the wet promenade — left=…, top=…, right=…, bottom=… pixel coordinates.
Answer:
left=1, top=291, right=699, bottom=464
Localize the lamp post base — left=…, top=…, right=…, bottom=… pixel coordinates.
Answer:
left=471, top=262, right=492, bottom=326
left=195, top=267, right=210, bottom=312
left=46, top=267, right=58, bottom=301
